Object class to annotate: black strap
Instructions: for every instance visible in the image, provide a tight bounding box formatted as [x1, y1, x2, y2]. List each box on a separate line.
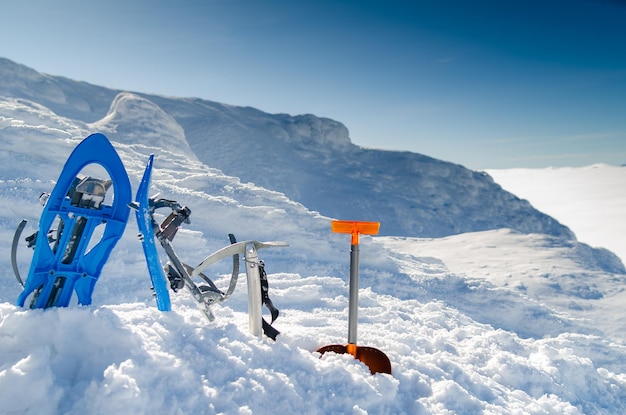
[259, 262, 280, 340]
[262, 319, 280, 341]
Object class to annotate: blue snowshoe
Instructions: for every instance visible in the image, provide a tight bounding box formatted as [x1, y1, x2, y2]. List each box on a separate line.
[15, 133, 132, 308]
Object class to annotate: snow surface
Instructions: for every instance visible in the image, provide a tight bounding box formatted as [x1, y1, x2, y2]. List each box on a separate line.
[486, 166, 626, 266]
[1, 59, 626, 414]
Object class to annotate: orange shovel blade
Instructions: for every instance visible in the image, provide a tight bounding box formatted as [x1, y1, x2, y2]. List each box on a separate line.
[317, 344, 392, 375]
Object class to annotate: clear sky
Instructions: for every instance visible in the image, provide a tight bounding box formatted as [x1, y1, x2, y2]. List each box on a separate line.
[1, 0, 625, 169]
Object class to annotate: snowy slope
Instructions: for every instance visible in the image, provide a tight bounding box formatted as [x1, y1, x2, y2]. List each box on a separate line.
[147, 93, 573, 239]
[379, 229, 626, 345]
[0, 57, 574, 239]
[1, 60, 626, 414]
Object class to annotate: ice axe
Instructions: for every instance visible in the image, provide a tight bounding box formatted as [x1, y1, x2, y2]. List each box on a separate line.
[317, 220, 392, 375]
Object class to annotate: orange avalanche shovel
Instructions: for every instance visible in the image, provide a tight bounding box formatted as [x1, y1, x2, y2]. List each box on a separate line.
[317, 220, 392, 375]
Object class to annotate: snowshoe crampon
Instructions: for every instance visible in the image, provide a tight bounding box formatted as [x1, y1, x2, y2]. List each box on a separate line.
[132, 154, 288, 339]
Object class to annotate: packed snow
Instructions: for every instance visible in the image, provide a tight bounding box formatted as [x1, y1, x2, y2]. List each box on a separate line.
[1, 58, 626, 414]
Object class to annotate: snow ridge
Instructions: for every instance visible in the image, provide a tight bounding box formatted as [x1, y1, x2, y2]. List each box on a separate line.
[1, 57, 574, 239]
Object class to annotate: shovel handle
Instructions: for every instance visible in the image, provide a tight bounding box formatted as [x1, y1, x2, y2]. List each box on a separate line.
[332, 220, 380, 345]
[331, 220, 380, 245]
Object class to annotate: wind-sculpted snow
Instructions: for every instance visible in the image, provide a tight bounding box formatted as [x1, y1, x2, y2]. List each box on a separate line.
[147, 93, 575, 239]
[2, 57, 626, 414]
[89, 92, 197, 160]
[379, 229, 626, 346]
[0, 57, 117, 122]
[1, 57, 574, 240]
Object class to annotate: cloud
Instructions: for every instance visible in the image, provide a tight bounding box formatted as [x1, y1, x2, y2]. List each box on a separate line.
[435, 57, 457, 64]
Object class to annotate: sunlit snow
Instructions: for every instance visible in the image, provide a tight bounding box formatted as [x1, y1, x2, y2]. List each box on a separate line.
[1, 58, 625, 414]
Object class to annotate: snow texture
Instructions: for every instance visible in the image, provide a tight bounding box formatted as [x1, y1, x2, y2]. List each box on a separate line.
[1, 57, 625, 414]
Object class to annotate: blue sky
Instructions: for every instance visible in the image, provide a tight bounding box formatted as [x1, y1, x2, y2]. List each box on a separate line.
[1, 0, 625, 169]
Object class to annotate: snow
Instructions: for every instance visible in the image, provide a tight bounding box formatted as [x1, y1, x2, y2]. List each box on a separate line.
[1, 58, 576, 241]
[1, 58, 626, 414]
[486, 166, 626, 265]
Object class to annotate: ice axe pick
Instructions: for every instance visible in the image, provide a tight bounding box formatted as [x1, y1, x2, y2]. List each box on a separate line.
[317, 220, 392, 375]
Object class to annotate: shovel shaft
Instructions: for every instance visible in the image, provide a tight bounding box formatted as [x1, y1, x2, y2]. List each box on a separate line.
[348, 243, 359, 345]
[319, 220, 391, 375]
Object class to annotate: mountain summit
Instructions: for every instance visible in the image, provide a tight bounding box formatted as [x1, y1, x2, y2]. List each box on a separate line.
[0, 57, 573, 239]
